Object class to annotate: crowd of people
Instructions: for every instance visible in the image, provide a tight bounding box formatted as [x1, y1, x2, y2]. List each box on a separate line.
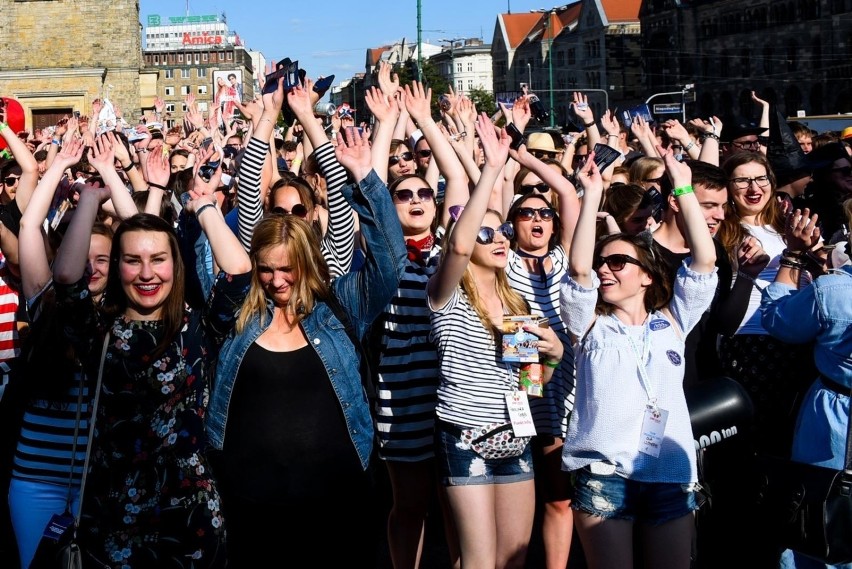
[0, 61, 851, 569]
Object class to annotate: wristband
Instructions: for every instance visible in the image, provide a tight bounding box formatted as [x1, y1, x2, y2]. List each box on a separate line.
[292, 158, 302, 168]
[51, 139, 61, 146]
[782, 248, 805, 259]
[779, 258, 806, 270]
[122, 162, 135, 173]
[148, 182, 168, 191]
[736, 270, 756, 283]
[684, 140, 695, 152]
[194, 202, 217, 218]
[672, 185, 694, 197]
[583, 120, 596, 128]
[700, 132, 720, 142]
[606, 134, 619, 139]
[542, 359, 560, 369]
[0, 122, 7, 133]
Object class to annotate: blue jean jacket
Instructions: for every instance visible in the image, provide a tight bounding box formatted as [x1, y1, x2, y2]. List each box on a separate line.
[206, 170, 406, 469]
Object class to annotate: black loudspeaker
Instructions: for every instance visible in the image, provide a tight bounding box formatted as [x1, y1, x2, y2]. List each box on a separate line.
[686, 376, 754, 452]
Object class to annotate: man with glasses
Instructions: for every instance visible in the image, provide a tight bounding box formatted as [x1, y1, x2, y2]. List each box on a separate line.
[0, 161, 21, 205]
[720, 121, 766, 160]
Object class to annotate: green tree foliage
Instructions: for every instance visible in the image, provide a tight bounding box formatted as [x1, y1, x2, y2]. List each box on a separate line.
[468, 87, 497, 118]
[396, 59, 450, 119]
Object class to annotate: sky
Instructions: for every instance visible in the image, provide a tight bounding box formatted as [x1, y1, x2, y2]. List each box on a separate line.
[138, 0, 559, 85]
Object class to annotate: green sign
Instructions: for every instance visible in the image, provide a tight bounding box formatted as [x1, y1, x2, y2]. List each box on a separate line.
[147, 15, 160, 26]
[167, 15, 219, 25]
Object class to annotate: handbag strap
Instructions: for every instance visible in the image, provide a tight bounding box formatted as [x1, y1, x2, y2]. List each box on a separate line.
[74, 334, 110, 523]
[63, 369, 86, 513]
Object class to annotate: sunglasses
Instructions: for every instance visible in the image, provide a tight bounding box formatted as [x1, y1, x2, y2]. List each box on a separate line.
[476, 222, 514, 245]
[519, 182, 549, 195]
[515, 206, 556, 221]
[392, 187, 434, 203]
[530, 150, 556, 159]
[643, 175, 666, 185]
[271, 204, 309, 218]
[388, 152, 414, 166]
[416, 149, 432, 158]
[593, 254, 643, 272]
[3, 176, 20, 186]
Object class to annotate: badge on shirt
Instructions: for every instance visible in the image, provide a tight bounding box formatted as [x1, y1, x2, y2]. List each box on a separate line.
[506, 392, 537, 437]
[649, 319, 670, 332]
[666, 349, 682, 366]
[639, 405, 669, 458]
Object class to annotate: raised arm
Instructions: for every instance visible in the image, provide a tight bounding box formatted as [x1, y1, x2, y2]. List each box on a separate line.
[567, 156, 604, 287]
[87, 132, 138, 220]
[0, 119, 39, 213]
[362, 86, 400, 183]
[572, 92, 601, 150]
[51, 183, 111, 286]
[427, 113, 510, 309]
[659, 146, 716, 273]
[19, 138, 85, 298]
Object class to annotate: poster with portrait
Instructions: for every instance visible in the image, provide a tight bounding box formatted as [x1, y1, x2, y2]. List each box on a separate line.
[212, 70, 243, 131]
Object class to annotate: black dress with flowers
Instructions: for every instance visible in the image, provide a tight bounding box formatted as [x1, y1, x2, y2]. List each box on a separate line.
[55, 272, 250, 569]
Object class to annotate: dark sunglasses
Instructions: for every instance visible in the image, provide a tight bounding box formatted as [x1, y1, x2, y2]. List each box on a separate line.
[3, 176, 19, 185]
[271, 204, 309, 218]
[593, 254, 643, 272]
[476, 222, 514, 245]
[416, 149, 432, 158]
[515, 207, 556, 221]
[643, 175, 666, 185]
[388, 152, 414, 166]
[392, 187, 434, 203]
[530, 150, 556, 159]
[519, 182, 549, 195]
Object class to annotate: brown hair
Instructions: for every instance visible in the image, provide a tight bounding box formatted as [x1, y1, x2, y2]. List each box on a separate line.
[593, 233, 673, 315]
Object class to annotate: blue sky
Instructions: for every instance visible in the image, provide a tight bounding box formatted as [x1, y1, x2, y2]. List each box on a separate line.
[139, 0, 557, 84]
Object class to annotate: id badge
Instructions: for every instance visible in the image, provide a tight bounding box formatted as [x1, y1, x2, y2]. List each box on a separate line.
[506, 391, 537, 437]
[638, 404, 668, 458]
[42, 512, 75, 541]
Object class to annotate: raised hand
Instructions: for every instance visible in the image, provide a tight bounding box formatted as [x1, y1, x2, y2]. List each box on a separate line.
[600, 109, 620, 138]
[473, 112, 509, 168]
[286, 82, 315, 124]
[154, 97, 165, 116]
[54, 137, 85, 169]
[377, 60, 400, 98]
[88, 133, 117, 174]
[736, 236, 770, 278]
[146, 144, 171, 190]
[511, 97, 531, 133]
[363, 86, 399, 125]
[402, 81, 433, 126]
[785, 208, 821, 252]
[572, 92, 594, 126]
[334, 126, 372, 181]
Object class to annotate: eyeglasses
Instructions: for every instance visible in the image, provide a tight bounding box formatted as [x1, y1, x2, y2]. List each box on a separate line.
[476, 222, 514, 245]
[515, 207, 556, 221]
[593, 254, 643, 272]
[731, 139, 761, 150]
[388, 152, 414, 166]
[416, 149, 432, 158]
[392, 187, 434, 203]
[670, 144, 684, 151]
[3, 176, 19, 186]
[519, 182, 549, 195]
[271, 204, 309, 218]
[530, 150, 556, 159]
[730, 175, 770, 190]
[643, 175, 666, 185]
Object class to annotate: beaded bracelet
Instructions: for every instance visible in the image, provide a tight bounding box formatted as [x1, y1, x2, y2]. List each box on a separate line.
[779, 258, 806, 270]
[782, 248, 805, 259]
[700, 132, 720, 142]
[672, 185, 694, 197]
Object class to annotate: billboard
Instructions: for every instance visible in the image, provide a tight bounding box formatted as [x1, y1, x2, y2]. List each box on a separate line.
[212, 70, 243, 129]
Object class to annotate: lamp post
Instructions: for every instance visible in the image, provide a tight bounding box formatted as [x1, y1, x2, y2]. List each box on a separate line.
[527, 62, 532, 90]
[440, 38, 465, 92]
[547, 9, 555, 127]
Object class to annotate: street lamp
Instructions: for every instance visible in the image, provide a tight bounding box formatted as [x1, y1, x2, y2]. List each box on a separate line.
[547, 9, 555, 127]
[440, 38, 465, 92]
[527, 62, 532, 90]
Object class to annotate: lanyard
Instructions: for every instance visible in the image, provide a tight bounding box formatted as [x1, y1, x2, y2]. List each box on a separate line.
[612, 314, 657, 409]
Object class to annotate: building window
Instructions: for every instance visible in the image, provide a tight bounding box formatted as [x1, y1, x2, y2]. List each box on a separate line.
[467, 61, 473, 72]
[456, 62, 462, 73]
[154, 55, 160, 64]
[181, 85, 190, 95]
[165, 86, 175, 96]
[165, 69, 174, 79]
[181, 68, 190, 79]
[457, 80, 463, 92]
[202, 53, 208, 62]
[166, 119, 176, 129]
[226, 52, 233, 61]
[467, 79, 473, 90]
[182, 103, 188, 112]
[194, 54, 200, 64]
[197, 68, 206, 78]
[198, 85, 207, 95]
[165, 103, 175, 112]
[178, 54, 184, 62]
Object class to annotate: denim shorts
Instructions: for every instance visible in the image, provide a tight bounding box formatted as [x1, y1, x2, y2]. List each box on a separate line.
[571, 465, 697, 525]
[435, 421, 534, 486]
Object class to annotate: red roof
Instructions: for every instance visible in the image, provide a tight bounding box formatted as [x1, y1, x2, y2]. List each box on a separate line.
[600, 0, 641, 22]
[368, 46, 391, 66]
[499, 13, 541, 49]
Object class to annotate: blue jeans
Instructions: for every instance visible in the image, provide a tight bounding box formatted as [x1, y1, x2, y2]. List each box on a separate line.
[571, 465, 697, 525]
[9, 478, 81, 569]
[435, 421, 534, 486]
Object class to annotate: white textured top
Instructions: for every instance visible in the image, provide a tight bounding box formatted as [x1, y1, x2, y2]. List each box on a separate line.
[559, 261, 718, 483]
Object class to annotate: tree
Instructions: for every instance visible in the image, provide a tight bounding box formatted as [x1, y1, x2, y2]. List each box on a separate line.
[467, 87, 497, 118]
[396, 59, 450, 120]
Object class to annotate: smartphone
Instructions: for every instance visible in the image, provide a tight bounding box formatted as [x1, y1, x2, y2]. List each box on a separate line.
[313, 74, 335, 94]
[73, 111, 81, 118]
[263, 58, 300, 95]
[619, 104, 654, 130]
[591, 143, 622, 172]
[506, 123, 524, 151]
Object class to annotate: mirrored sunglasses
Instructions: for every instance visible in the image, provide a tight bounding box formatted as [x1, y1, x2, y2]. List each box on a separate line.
[388, 152, 414, 166]
[515, 206, 556, 221]
[476, 222, 514, 245]
[271, 204, 309, 218]
[392, 187, 434, 203]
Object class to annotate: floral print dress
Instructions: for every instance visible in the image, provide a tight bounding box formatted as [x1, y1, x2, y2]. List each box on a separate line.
[55, 272, 250, 569]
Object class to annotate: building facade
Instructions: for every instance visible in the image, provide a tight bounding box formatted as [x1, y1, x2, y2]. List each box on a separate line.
[429, 38, 494, 95]
[0, 0, 143, 130]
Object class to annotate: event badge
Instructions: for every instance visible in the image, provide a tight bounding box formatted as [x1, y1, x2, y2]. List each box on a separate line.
[506, 392, 537, 437]
[639, 404, 668, 457]
[42, 511, 75, 540]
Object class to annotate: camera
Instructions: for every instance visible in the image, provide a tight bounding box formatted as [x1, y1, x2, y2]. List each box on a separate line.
[314, 102, 337, 116]
[439, 95, 452, 113]
[528, 94, 549, 123]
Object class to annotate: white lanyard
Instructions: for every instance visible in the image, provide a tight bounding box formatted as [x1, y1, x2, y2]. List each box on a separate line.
[612, 314, 657, 409]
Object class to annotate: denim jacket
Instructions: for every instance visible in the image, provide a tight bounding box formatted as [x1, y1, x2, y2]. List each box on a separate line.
[206, 170, 406, 469]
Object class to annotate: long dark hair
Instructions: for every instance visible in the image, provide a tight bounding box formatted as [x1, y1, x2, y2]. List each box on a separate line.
[102, 214, 186, 358]
[507, 193, 562, 251]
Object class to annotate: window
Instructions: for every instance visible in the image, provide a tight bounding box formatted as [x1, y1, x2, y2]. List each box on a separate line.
[197, 68, 206, 78]
[467, 79, 473, 90]
[181, 68, 190, 79]
[181, 85, 190, 95]
[194, 54, 200, 64]
[226, 52, 233, 61]
[164, 86, 175, 96]
[165, 69, 174, 79]
[166, 119, 176, 129]
[456, 62, 462, 73]
[182, 103, 188, 112]
[457, 80, 463, 92]
[202, 53, 208, 62]
[178, 54, 184, 62]
[467, 61, 473, 72]
[197, 85, 207, 95]
[154, 55, 160, 64]
[165, 103, 175, 112]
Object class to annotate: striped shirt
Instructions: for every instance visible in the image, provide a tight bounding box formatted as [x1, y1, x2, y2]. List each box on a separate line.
[430, 288, 521, 428]
[374, 243, 442, 462]
[238, 139, 355, 278]
[0, 254, 20, 363]
[505, 246, 575, 438]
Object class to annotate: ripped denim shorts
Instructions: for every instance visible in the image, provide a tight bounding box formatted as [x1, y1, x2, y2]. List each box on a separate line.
[571, 464, 698, 525]
[435, 420, 535, 487]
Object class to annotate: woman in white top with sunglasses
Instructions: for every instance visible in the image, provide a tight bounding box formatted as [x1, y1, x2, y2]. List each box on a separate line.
[560, 149, 717, 569]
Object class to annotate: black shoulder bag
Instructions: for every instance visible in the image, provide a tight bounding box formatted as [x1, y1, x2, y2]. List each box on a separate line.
[324, 294, 376, 405]
[754, 378, 852, 564]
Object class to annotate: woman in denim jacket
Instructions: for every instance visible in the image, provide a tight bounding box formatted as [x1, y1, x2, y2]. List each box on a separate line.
[205, 78, 406, 566]
[760, 205, 852, 569]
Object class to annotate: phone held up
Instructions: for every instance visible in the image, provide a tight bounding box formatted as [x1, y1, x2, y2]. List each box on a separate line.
[506, 123, 524, 151]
